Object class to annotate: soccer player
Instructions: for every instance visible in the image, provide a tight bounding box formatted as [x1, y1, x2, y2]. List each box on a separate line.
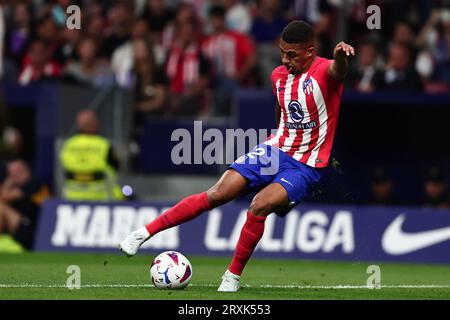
[120, 20, 355, 292]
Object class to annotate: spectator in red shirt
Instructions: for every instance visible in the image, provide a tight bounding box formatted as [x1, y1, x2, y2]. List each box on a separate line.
[202, 5, 257, 116]
[18, 40, 61, 86]
[165, 18, 210, 116]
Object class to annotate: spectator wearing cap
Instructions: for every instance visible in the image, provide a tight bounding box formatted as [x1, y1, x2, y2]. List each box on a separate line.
[422, 166, 449, 209]
[367, 167, 398, 206]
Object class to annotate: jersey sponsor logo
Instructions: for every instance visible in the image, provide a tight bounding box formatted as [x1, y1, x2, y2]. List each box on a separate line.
[382, 214, 450, 255]
[303, 79, 314, 94]
[286, 121, 317, 129]
[287, 100, 304, 123]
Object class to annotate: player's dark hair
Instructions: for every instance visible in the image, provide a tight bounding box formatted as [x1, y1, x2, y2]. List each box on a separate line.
[281, 20, 314, 45]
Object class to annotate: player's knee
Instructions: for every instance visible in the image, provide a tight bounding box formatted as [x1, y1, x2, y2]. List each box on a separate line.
[249, 196, 273, 216]
[206, 187, 228, 208]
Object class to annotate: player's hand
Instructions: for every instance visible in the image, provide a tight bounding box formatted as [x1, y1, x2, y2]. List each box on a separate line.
[333, 42, 355, 60]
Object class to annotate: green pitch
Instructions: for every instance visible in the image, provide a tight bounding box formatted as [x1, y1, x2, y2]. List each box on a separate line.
[1, 252, 450, 300]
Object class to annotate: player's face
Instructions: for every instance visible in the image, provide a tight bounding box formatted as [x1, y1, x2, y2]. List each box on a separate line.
[279, 39, 314, 75]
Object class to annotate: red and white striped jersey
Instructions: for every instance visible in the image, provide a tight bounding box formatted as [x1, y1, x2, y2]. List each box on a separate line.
[265, 57, 343, 168]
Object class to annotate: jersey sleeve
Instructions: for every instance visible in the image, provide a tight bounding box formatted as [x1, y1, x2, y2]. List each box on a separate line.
[314, 58, 342, 91]
[271, 68, 278, 96]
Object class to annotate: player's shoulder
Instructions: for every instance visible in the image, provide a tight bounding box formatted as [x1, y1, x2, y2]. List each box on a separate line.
[271, 65, 288, 81]
[309, 56, 333, 74]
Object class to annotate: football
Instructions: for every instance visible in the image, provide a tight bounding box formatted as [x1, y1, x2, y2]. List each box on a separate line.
[150, 251, 193, 289]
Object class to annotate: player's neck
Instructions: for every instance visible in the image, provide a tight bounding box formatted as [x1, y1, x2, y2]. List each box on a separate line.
[299, 56, 317, 74]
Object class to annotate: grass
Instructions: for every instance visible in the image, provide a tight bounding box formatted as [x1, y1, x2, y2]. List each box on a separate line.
[1, 252, 450, 300]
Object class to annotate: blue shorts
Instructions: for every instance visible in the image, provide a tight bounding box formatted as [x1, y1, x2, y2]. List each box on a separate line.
[229, 144, 322, 215]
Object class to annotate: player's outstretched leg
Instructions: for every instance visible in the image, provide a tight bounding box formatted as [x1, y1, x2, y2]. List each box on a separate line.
[119, 169, 248, 256]
[218, 183, 289, 292]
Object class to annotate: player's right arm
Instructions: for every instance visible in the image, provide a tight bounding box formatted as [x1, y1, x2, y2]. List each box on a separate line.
[328, 41, 355, 81]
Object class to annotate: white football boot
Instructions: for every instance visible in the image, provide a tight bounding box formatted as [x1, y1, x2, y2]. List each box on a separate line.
[119, 227, 151, 257]
[217, 270, 241, 292]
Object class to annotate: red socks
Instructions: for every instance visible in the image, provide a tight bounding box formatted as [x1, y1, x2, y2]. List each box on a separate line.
[145, 194, 266, 277]
[145, 192, 211, 236]
[229, 212, 266, 276]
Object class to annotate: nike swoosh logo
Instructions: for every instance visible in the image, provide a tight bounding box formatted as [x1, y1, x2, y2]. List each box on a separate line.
[280, 178, 294, 187]
[381, 214, 450, 255]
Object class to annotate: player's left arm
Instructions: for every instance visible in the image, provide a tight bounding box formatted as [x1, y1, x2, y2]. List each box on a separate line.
[327, 41, 355, 81]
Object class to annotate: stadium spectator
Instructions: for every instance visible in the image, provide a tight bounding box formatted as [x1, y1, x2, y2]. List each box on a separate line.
[0, 126, 23, 160]
[416, 6, 450, 89]
[141, 0, 175, 41]
[132, 37, 168, 119]
[59, 109, 124, 201]
[0, 160, 51, 252]
[35, 16, 61, 57]
[53, 28, 82, 66]
[112, 19, 149, 88]
[224, 0, 252, 34]
[374, 42, 423, 92]
[289, 0, 334, 57]
[165, 18, 210, 116]
[414, 48, 450, 93]
[202, 5, 256, 115]
[18, 39, 61, 86]
[63, 37, 114, 88]
[102, 1, 134, 59]
[367, 166, 398, 206]
[416, 6, 450, 62]
[4, 1, 34, 72]
[422, 166, 450, 209]
[251, 0, 288, 45]
[161, 2, 202, 54]
[392, 21, 417, 48]
[346, 39, 383, 93]
[85, 7, 107, 45]
[250, 0, 289, 87]
[111, 19, 165, 87]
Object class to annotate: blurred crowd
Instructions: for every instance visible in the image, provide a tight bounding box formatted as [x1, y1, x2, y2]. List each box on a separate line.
[367, 165, 450, 209]
[1, 0, 450, 252]
[1, 0, 450, 121]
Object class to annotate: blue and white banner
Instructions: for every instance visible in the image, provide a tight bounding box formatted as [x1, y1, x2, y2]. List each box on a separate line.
[35, 200, 450, 264]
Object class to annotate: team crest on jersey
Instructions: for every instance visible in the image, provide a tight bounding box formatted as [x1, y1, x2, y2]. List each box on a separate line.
[288, 100, 304, 123]
[303, 79, 314, 94]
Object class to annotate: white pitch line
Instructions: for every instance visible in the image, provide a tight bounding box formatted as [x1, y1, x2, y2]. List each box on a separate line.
[0, 284, 450, 289]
